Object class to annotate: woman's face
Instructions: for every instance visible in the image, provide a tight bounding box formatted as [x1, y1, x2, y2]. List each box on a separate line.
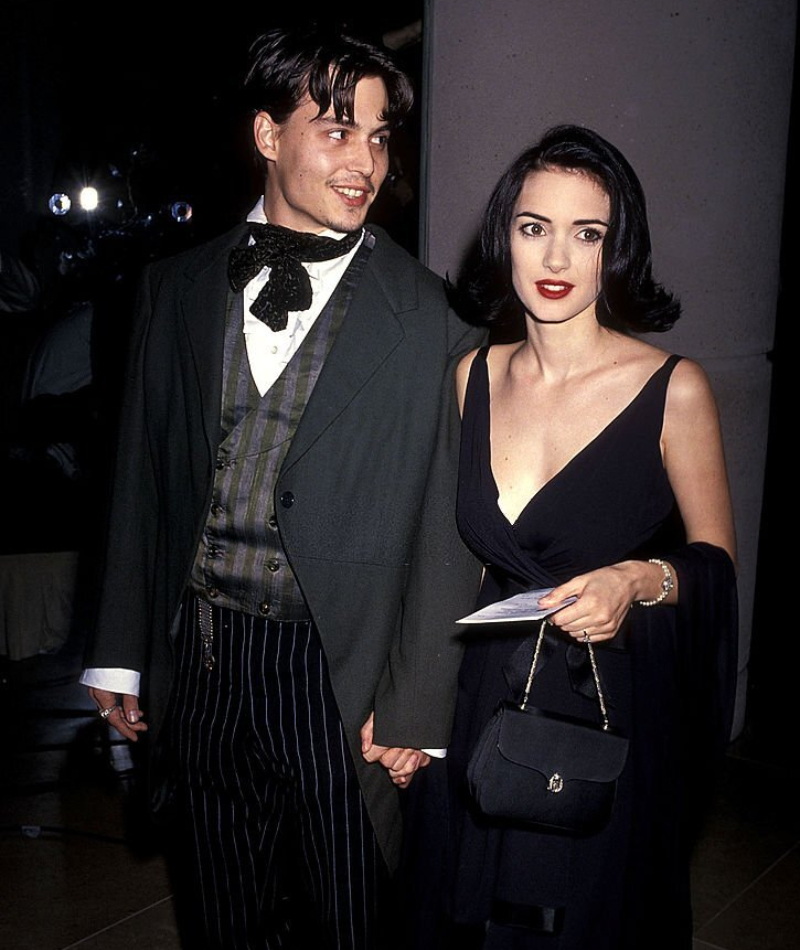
[510, 168, 610, 326]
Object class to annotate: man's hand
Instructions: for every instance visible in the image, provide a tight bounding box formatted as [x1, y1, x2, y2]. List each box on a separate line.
[87, 687, 148, 742]
[360, 712, 431, 787]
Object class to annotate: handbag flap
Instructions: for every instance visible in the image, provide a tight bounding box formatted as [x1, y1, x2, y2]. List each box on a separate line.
[496, 703, 629, 782]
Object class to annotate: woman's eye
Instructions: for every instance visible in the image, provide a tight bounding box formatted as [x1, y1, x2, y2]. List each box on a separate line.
[578, 228, 603, 243]
[521, 222, 545, 237]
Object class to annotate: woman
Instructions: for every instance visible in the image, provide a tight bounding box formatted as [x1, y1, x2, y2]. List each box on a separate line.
[438, 126, 737, 948]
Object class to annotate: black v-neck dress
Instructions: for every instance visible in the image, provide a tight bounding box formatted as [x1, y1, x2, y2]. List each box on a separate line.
[444, 346, 686, 948]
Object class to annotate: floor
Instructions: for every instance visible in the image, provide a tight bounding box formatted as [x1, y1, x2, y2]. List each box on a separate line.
[1, 628, 798, 950]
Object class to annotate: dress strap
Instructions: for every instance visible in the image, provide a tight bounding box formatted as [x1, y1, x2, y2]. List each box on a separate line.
[462, 345, 490, 419]
[661, 353, 683, 374]
[645, 353, 683, 408]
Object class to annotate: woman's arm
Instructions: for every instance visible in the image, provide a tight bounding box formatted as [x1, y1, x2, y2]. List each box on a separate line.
[539, 359, 736, 641]
[661, 359, 736, 563]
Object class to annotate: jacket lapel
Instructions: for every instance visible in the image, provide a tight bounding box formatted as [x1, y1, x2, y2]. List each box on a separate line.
[178, 226, 246, 451]
[283, 231, 413, 470]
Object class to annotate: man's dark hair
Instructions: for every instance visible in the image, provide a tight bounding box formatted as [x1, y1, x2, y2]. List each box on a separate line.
[456, 125, 680, 333]
[244, 25, 414, 129]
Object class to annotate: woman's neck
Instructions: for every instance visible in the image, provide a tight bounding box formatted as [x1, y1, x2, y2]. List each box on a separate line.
[515, 314, 618, 382]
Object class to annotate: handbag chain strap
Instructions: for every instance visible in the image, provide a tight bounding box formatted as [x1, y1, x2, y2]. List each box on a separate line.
[520, 620, 610, 731]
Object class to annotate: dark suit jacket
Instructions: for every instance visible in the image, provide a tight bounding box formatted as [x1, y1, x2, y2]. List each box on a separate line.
[86, 223, 482, 867]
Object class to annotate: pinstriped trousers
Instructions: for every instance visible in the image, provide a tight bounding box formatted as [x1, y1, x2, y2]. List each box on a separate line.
[166, 594, 388, 949]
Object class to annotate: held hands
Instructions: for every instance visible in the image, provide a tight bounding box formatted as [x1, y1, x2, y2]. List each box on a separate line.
[87, 687, 147, 742]
[538, 563, 644, 643]
[360, 712, 431, 788]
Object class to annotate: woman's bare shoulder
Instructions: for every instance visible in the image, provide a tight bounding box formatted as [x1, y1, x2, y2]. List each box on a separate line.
[607, 341, 718, 417]
[595, 334, 678, 394]
[662, 359, 724, 475]
[662, 358, 720, 425]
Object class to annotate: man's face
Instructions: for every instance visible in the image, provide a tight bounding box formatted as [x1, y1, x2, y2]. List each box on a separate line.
[255, 75, 391, 234]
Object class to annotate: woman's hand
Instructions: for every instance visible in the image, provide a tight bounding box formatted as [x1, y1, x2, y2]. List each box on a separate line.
[538, 560, 668, 642]
[360, 712, 431, 787]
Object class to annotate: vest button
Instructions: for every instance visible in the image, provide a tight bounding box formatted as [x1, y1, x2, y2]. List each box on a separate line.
[211, 503, 223, 517]
[266, 558, 280, 573]
[280, 491, 294, 508]
[267, 513, 278, 529]
[258, 601, 270, 615]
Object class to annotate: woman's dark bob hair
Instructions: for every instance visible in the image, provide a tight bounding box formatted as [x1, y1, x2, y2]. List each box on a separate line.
[455, 125, 680, 332]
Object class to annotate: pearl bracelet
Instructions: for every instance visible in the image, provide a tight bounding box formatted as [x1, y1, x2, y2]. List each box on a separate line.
[637, 558, 674, 607]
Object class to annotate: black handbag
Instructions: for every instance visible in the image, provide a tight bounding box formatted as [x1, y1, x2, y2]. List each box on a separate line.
[466, 620, 629, 836]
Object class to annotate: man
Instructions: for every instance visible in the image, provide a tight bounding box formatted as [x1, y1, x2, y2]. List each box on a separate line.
[81, 25, 479, 949]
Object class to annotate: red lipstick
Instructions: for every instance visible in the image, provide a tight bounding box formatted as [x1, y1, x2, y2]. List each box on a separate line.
[535, 280, 574, 300]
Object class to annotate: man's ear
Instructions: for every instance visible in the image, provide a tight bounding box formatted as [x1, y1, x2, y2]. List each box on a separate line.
[254, 111, 280, 162]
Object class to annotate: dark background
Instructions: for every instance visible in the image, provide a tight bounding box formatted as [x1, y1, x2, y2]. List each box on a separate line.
[1, 2, 425, 250]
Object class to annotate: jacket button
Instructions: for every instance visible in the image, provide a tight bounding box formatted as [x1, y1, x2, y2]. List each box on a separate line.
[206, 586, 218, 599]
[280, 491, 294, 508]
[258, 601, 270, 615]
[266, 558, 280, 573]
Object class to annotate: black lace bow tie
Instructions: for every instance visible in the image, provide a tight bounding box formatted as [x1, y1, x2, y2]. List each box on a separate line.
[228, 222, 362, 331]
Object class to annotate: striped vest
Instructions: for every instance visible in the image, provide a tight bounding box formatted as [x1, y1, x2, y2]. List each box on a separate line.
[190, 235, 373, 620]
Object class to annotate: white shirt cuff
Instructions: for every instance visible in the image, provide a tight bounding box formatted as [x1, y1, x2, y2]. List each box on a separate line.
[421, 748, 447, 758]
[80, 668, 141, 697]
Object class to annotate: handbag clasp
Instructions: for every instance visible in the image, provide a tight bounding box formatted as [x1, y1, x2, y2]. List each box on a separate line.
[547, 773, 564, 794]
